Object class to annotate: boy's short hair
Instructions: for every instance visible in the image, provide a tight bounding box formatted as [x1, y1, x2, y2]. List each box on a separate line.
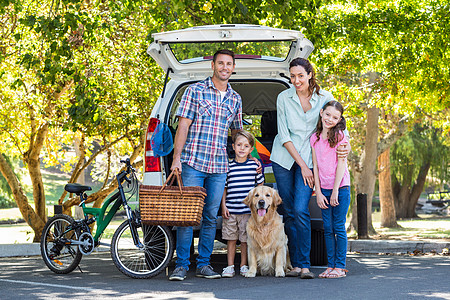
[233, 130, 255, 147]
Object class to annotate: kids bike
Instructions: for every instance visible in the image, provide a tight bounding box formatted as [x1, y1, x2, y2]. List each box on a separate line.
[40, 158, 174, 279]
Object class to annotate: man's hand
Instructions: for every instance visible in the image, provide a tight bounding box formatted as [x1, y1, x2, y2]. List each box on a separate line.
[250, 157, 263, 173]
[171, 157, 182, 172]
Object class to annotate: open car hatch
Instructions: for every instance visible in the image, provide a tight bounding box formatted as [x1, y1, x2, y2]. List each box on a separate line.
[147, 24, 314, 80]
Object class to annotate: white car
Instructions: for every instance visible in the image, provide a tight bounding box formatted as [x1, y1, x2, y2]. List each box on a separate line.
[143, 24, 325, 264]
[144, 24, 313, 184]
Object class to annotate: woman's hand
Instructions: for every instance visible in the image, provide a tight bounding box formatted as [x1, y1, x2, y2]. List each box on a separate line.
[336, 142, 350, 159]
[300, 166, 314, 188]
[316, 193, 329, 209]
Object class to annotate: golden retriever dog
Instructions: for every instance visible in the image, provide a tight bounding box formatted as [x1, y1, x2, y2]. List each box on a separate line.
[243, 186, 291, 277]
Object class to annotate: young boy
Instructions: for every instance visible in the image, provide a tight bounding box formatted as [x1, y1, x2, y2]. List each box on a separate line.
[221, 130, 264, 277]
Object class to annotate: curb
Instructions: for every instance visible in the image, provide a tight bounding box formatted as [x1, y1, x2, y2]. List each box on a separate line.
[1, 240, 449, 258]
[0, 243, 41, 257]
[348, 240, 450, 254]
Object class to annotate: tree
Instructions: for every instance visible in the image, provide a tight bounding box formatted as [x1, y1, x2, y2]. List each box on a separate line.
[300, 0, 450, 234]
[0, 0, 162, 240]
[391, 123, 450, 218]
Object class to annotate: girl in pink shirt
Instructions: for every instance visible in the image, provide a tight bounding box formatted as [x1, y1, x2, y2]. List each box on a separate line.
[310, 100, 350, 279]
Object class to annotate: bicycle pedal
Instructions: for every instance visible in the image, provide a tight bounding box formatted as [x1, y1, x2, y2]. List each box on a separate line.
[53, 259, 63, 266]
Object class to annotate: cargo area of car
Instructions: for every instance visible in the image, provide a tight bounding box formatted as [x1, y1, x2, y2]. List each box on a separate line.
[161, 79, 290, 185]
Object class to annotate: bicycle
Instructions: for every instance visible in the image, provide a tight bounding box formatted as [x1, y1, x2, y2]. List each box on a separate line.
[40, 158, 174, 279]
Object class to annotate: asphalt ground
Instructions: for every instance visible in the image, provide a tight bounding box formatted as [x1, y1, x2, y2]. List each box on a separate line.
[1, 252, 450, 300]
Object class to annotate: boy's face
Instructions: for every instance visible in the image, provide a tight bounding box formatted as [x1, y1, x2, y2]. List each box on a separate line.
[232, 135, 252, 162]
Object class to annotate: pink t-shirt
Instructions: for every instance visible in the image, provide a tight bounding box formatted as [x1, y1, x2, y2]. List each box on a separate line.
[310, 132, 350, 189]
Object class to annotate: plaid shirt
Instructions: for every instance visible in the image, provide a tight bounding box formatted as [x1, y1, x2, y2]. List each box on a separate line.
[176, 77, 242, 174]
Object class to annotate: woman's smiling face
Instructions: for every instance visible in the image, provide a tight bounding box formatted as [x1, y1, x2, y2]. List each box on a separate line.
[289, 65, 311, 94]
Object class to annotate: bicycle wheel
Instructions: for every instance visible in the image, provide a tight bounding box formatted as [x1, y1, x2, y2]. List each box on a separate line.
[40, 214, 82, 274]
[111, 220, 174, 279]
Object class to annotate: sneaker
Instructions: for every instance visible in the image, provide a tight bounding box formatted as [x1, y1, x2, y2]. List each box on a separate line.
[221, 265, 235, 278]
[169, 267, 187, 281]
[196, 265, 221, 279]
[240, 265, 249, 276]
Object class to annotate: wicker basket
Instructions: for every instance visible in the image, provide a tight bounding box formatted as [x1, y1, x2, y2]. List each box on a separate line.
[139, 169, 207, 226]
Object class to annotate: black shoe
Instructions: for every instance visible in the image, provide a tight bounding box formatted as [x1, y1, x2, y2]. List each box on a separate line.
[195, 265, 221, 279]
[169, 267, 187, 281]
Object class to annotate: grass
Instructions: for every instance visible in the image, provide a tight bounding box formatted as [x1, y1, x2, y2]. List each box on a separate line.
[371, 213, 450, 240]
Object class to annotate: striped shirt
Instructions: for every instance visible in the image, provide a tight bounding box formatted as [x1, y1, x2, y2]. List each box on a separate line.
[176, 77, 243, 174]
[225, 159, 265, 214]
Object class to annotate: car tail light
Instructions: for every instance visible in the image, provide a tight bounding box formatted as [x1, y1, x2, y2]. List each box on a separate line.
[144, 117, 161, 172]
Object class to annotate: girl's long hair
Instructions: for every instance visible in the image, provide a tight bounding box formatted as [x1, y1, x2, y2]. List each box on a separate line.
[289, 58, 321, 96]
[313, 101, 346, 148]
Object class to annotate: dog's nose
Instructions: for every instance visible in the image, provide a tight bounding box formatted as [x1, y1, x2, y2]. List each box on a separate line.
[258, 199, 265, 208]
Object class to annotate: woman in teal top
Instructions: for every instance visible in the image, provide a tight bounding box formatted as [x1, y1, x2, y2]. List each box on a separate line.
[270, 58, 349, 279]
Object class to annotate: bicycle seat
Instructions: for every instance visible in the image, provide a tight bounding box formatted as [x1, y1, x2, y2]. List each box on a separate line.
[65, 183, 92, 194]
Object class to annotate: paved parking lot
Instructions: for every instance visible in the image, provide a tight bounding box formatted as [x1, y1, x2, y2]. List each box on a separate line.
[1, 252, 450, 299]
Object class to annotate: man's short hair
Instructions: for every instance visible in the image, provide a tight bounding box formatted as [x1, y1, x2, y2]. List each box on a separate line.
[213, 49, 235, 64]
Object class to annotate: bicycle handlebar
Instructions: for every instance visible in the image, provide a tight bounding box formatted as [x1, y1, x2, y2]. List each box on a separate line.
[116, 157, 136, 185]
[120, 158, 135, 174]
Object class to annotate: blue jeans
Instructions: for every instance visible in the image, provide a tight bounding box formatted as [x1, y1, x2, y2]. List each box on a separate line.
[320, 186, 351, 269]
[272, 162, 312, 268]
[175, 163, 227, 270]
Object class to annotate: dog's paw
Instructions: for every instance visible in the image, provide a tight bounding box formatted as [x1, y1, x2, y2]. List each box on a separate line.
[245, 270, 257, 278]
[275, 270, 285, 277]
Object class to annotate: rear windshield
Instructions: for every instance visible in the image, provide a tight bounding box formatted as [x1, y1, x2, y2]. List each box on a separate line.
[169, 41, 293, 63]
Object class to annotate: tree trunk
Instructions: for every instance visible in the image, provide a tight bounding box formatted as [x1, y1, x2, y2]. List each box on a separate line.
[23, 121, 49, 241]
[378, 148, 399, 228]
[58, 134, 126, 206]
[0, 154, 46, 237]
[407, 162, 430, 217]
[396, 171, 412, 219]
[73, 137, 86, 219]
[394, 161, 430, 219]
[349, 105, 379, 236]
[357, 105, 379, 235]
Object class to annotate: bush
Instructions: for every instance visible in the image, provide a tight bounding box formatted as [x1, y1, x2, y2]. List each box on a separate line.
[0, 194, 17, 209]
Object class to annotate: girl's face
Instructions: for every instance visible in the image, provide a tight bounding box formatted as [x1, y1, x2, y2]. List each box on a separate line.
[289, 65, 311, 94]
[232, 135, 253, 161]
[320, 106, 342, 130]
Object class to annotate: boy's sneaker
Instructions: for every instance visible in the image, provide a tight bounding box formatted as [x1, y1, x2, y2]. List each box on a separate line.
[221, 265, 235, 278]
[196, 265, 221, 279]
[169, 267, 187, 281]
[240, 265, 249, 276]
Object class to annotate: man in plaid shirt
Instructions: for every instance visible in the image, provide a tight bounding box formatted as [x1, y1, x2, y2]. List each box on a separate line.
[169, 50, 243, 281]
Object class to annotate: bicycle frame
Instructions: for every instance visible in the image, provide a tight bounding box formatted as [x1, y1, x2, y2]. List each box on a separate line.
[79, 168, 141, 246]
[81, 191, 122, 243]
